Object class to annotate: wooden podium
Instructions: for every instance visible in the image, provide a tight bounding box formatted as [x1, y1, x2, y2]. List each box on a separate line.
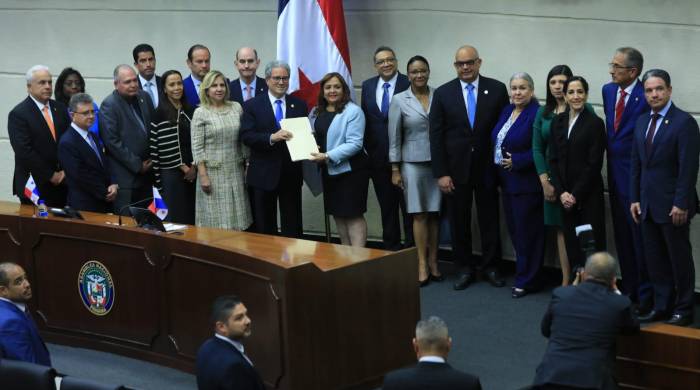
[0, 202, 420, 390]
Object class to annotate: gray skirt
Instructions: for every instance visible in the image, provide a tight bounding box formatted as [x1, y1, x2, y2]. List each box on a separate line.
[401, 161, 441, 214]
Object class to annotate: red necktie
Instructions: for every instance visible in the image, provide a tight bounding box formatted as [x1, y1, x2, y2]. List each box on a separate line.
[614, 90, 627, 132]
[645, 113, 660, 155]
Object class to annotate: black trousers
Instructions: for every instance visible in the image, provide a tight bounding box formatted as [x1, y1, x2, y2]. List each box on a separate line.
[561, 192, 606, 272]
[251, 181, 302, 238]
[160, 168, 195, 225]
[641, 218, 695, 316]
[370, 164, 413, 251]
[445, 180, 502, 273]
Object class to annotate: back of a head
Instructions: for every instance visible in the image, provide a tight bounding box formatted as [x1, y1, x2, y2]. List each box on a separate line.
[415, 316, 450, 356]
[584, 252, 617, 284]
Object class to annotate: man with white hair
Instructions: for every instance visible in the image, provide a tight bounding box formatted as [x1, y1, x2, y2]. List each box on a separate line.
[382, 316, 482, 389]
[99, 64, 155, 213]
[8, 65, 71, 207]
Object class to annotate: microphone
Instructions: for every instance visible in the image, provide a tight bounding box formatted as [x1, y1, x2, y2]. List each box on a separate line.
[117, 197, 154, 226]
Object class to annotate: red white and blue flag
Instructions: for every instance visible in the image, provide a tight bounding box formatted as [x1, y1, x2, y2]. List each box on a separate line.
[148, 186, 168, 220]
[23, 174, 40, 206]
[277, 0, 353, 111]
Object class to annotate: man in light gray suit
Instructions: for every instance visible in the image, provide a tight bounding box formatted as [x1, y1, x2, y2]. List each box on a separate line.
[99, 64, 154, 214]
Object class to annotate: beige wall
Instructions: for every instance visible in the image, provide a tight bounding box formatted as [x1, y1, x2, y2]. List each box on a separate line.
[1, 1, 699, 286]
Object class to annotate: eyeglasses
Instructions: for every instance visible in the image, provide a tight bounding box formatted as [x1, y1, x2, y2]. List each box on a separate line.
[454, 59, 480, 68]
[374, 58, 396, 66]
[74, 109, 96, 116]
[270, 76, 290, 83]
[65, 80, 83, 87]
[608, 63, 632, 71]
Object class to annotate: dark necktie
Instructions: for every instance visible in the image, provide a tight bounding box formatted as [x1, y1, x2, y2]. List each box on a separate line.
[614, 89, 627, 132]
[645, 113, 661, 155]
[87, 132, 103, 165]
[380, 82, 390, 117]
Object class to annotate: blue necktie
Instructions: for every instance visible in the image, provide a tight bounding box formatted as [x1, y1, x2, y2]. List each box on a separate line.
[274, 99, 283, 128]
[87, 133, 102, 165]
[380, 82, 391, 117]
[466, 84, 476, 129]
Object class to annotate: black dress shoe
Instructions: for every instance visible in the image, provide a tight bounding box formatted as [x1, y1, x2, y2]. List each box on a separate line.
[453, 273, 474, 290]
[429, 274, 445, 282]
[484, 270, 505, 288]
[666, 313, 693, 327]
[638, 310, 669, 323]
[511, 287, 527, 299]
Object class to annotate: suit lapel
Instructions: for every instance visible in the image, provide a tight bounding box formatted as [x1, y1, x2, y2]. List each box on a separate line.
[256, 76, 267, 95]
[27, 97, 58, 145]
[615, 81, 643, 138]
[404, 88, 429, 119]
[647, 105, 674, 162]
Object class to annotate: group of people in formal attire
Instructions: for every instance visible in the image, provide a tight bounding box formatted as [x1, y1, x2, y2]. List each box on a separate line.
[7, 42, 699, 328]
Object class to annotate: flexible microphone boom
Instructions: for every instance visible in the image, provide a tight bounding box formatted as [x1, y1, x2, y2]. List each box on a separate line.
[117, 197, 154, 227]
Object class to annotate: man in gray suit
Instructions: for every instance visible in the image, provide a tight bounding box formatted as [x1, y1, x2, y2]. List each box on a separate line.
[99, 64, 154, 214]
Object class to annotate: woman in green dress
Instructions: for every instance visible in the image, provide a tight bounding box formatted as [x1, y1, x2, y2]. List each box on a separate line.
[532, 65, 573, 286]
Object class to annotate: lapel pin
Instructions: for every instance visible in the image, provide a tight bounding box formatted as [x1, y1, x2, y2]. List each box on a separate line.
[291, 104, 295, 108]
[665, 120, 669, 124]
[484, 90, 489, 95]
[635, 97, 638, 101]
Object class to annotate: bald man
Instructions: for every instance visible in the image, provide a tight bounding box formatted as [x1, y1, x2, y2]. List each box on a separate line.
[99, 64, 155, 213]
[533, 252, 639, 390]
[229, 47, 268, 105]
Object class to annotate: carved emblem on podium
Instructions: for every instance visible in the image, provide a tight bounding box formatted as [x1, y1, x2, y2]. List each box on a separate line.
[78, 261, 115, 316]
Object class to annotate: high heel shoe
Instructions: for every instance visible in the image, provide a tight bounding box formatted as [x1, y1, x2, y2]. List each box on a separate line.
[429, 273, 445, 282]
[419, 278, 430, 288]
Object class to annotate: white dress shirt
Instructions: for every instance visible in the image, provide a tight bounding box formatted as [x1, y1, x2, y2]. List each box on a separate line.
[191, 74, 202, 95]
[30, 95, 54, 123]
[617, 79, 637, 106]
[418, 355, 446, 363]
[139, 74, 159, 107]
[375, 72, 399, 111]
[0, 297, 26, 313]
[214, 333, 253, 366]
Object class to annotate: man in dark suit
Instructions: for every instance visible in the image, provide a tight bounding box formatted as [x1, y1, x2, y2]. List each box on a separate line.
[183, 44, 211, 107]
[360, 46, 413, 251]
[533, 252, 639, 390]
[602, 47, 652, 314]
[58, 93, 118, 213]
[196, 295, 265, 390]
[382, 316, 482, 390]
[99, 65, 154, 214]
[630, 69, 700, 326]
[429, 45, 509, 290]
[0, 262, 51, 367]
[229, 47, 268, 105]
[133, 43, 163, 109]
[240, 61, 307, 238]
[8, 65, 70, 207]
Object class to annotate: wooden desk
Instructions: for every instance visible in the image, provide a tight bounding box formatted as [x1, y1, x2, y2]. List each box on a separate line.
[617, 323, 700, 389]
[0, 202, 420, 390]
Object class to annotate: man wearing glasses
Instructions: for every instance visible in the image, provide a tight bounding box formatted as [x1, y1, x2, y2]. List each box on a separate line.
[360, 46, 413, 251]
[8, 65, 70, 207]
[601, 47, 652, 316]
[429, 45, 509, 291]
[58, 93, 118, 213]
[241, 61, 308, 238]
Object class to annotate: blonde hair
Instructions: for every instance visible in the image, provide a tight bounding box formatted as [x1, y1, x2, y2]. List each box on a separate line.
[199, 70, 231, 107]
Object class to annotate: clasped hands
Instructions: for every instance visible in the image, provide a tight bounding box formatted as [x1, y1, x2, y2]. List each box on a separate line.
[560, 192, 576, 209]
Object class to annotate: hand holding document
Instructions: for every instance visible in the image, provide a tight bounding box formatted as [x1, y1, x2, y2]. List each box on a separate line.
[280, 117, 319, 161]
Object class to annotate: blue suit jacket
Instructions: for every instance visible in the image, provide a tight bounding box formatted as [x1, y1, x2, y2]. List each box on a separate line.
[229, 77, 268, 105]
[240, 93, 308, 191]
[630, 103, 700, 224]
[58, 127, 113, 213]
[196, 337, 265, 390]
[360, 73, 410, 169]
[491, 99, 541, 194]
[602, 81, 649, 200]
[183, 75, 200, 107]
[0, 300, 51, 366]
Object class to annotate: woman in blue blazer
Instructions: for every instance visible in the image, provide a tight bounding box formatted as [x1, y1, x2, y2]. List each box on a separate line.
[310, 73, 370, 247]
[491, 72, 543, 298]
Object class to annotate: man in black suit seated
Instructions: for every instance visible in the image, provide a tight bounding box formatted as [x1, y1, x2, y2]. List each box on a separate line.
[382, 316, 482, 390]
[229, 47, 268, 105]
[133, 43, 163, 109]
[533, 252, 639, 390]
[8, 65, 70, 207]
[58, 93, 118, 213]
[196, 295, 265, 390]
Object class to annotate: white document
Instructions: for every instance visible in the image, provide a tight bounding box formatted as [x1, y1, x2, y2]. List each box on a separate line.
[281, 117, 319, 161]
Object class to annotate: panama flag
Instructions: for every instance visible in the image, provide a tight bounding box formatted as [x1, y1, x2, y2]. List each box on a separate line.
[277, 0, 353, 111]
[148, 186, 168, 220]
[23, 174, 40, 206]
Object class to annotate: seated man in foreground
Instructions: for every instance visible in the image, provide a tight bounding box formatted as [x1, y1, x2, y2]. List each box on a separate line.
[533, 252, 639, 390]
[196, 295, 265, 390]
[382, 316, 482, 390]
